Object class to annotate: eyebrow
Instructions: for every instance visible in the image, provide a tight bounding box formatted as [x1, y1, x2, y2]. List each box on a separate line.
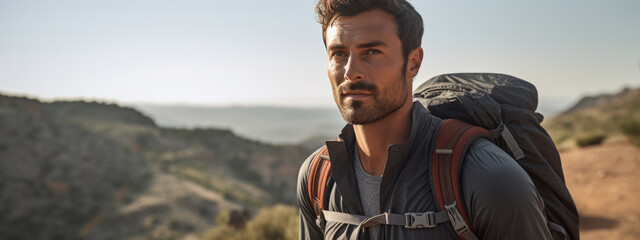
[327, 41, 388, 51]
[357, 41, 387, 49]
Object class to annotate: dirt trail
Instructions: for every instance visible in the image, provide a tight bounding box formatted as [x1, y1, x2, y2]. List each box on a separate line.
[561, 142, 640, 240]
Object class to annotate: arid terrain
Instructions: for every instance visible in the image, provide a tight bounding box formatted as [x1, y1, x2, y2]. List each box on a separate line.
[2, 86, 639, 239]
[561, 141, 640, 240]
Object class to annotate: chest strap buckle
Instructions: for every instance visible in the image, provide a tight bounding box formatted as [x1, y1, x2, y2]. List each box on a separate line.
[404, 212, 437, 229]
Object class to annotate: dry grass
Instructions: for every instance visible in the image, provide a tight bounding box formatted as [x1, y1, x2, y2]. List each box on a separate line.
[205, 205, 299, 240]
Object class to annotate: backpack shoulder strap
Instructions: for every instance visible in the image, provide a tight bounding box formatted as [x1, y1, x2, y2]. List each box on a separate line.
[432, 119, 490, 240]
[307, 146, 331, 220]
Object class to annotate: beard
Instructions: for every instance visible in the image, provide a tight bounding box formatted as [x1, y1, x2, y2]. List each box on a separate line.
[336, 79, 408, 125]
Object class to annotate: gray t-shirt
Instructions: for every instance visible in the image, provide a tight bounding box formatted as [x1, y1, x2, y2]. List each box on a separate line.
[354, 148, 382, 239]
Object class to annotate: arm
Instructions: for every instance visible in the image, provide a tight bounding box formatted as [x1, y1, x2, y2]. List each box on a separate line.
[297, 148, 324, 240]
[462, 139, 552, 240]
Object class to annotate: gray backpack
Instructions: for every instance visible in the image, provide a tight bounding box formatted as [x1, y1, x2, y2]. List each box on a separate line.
[413, 73, 579, 240]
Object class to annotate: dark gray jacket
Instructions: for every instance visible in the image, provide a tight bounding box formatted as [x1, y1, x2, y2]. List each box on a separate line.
[297, 102, 552, 239]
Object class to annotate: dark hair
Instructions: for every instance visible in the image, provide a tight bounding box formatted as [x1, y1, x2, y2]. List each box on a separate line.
[316, 0, 424, 62]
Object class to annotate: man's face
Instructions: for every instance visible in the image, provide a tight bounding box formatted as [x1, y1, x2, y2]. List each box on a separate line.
[325, 9, 411, 125]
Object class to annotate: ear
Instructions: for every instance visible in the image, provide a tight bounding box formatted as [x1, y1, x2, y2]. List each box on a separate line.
[405, 47, 423, 79]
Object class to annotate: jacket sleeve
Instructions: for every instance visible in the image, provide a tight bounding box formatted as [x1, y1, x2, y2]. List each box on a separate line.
[297, 148, 324, 240]
[462, 139, 553, 240]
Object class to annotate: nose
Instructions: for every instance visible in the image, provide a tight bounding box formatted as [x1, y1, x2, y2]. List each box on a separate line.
[344, 54, 365, 82]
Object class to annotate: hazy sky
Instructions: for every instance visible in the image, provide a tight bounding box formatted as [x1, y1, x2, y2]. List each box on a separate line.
[1, 0, 639, 112]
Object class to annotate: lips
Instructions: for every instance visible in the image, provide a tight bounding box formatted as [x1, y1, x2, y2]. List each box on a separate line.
[342, 90, 372, 96]
[341, 90, 372, 101]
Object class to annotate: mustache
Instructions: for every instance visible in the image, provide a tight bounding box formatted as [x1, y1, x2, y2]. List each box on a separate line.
[338, 81, 377, 94]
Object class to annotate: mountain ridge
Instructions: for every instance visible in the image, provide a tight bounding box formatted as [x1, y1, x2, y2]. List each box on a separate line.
[131, 103, 345, 144]
[561, 87, 639, 114]
[543, 87, 640, 147]
[0, 93, 311, 239]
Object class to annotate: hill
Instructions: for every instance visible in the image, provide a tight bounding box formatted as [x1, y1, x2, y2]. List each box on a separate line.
[561, 87, 639, 114]
[0, 94, 311, 239]
[543, 87, 640, 148]
[0, 95, 152, 239]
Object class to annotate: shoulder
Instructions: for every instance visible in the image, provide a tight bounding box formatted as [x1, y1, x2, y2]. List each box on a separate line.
[461, 138, 537, 203]
[463, 139, 526, 180]
[298, 147, 324, 180]
[461, 139, 551, 238]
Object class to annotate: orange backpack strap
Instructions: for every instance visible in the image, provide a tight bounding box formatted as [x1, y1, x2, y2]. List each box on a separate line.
[307, 146, 331, 221]
[432, 119, 489, 240]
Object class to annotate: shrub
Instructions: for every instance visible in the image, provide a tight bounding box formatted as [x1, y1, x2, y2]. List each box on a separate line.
[206, 224, 248, 240]
[618, 118, 640, 146]
[575, 133, 606, 147]
[244, 205, 298, 240]
[205, 205, 299, 240]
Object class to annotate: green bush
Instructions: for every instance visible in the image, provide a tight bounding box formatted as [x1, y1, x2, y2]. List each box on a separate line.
[618, 118, 640, 146]
[575, 133, 606, 147]
[206, 224, 247, 240]
[205, 205, 299, 240]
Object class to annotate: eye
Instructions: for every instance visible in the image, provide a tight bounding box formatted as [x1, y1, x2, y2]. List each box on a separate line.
[331, 51, 348, 58]
[365, 49, 381, 55]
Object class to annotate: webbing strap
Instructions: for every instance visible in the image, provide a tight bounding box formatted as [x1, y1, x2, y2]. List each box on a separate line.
[433, 119, 489, 240]
[322, 210, 368, 226]
[323, 209, 451, 230]
[446, 202, 479, 240]
[460, 229, 480, 240]
[500, 126, 525, 160]
[548, 221, 568, 240]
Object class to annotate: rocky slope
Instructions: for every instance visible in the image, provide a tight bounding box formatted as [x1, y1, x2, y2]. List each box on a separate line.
[0, 94, 311, 239]
[543, 87, 640, 147]
[561, 87, 639, 114]
[0, 95, 152, 239]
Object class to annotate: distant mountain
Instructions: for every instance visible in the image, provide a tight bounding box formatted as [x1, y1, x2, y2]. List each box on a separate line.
[130, 104, 346, 145]
[130, 97, 569, 146]
[561, 87, 639, 114]
[0, 94, 312, 239]
[536, 96, 576, 118]
[543, 87, 640, 147]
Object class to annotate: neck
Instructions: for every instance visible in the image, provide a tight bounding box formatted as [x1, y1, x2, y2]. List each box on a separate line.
[354, 99, 413, 176]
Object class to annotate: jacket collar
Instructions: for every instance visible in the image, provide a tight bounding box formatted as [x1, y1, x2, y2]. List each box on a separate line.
[325, 102, 435, 213]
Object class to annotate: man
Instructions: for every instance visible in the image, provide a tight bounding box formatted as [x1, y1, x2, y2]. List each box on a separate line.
[297, 0, 553, 239]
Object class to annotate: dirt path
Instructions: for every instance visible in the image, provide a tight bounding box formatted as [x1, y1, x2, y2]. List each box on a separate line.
[561, 142, 640, 240]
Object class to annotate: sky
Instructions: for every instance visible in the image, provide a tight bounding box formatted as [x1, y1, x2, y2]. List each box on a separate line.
[1, 0, 639, 113]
